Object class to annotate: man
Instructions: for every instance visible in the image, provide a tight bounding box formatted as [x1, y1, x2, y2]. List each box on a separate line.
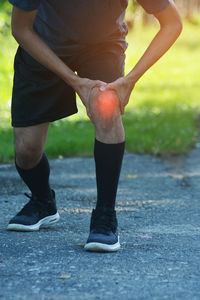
[7, 0, 182, 252]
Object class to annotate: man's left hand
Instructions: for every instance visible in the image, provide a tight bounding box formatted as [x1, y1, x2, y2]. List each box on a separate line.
[101, 77, 135, 114]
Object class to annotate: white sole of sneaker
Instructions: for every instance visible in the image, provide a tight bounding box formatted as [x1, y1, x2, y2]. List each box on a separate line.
[7, 212, 60, 232]
[84, 240, 120, 252]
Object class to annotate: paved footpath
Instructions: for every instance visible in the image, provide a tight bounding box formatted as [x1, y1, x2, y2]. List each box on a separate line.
[0, 144, 200, 300]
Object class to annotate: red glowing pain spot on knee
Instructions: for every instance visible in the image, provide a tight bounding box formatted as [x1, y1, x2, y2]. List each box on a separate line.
[97, 89, 119, 118]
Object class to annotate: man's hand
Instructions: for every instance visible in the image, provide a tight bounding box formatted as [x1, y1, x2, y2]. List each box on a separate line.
[74, 77, 106, 118]
[104, 77, 135, 114]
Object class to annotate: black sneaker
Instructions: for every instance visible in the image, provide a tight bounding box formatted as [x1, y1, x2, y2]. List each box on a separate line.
[84, 208, 120, 252]
[7, 190, 60, 231]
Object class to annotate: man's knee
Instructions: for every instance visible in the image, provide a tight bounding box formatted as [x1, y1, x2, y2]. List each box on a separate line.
[15, 136, 43, 169]
[89, 89, 121, 130]
[14, 124, 48, 168]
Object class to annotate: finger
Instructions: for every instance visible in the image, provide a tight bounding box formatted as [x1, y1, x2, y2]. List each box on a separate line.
[99, 85, 106, 92]
[119, 102, 124, 115]
[95, 80, 107, 89]
[86, 108, 91, 118]
[106, 83, 114, 90]
[105, 85, 119, 95]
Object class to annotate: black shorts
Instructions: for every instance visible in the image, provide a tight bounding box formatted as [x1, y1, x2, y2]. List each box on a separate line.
[11, 42, 126, 127]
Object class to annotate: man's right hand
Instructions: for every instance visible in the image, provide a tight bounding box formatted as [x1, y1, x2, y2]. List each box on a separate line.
[74, 77, 107, 119]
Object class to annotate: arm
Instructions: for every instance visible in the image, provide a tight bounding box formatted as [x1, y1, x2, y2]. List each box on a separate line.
[11, 7, 105, 111]
[106, 2, 183, 113]
[126, 1, 183, 83]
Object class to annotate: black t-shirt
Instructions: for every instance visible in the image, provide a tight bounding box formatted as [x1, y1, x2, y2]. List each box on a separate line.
[8, 0, 170, 56]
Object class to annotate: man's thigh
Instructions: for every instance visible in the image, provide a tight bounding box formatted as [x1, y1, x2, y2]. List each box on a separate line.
[14, 122, 49, 151]
[76, 43, 125, 83]
[11, 47, 77, 128]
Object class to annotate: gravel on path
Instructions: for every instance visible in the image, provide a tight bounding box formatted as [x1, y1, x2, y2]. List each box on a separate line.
[0, 146, 200, 300]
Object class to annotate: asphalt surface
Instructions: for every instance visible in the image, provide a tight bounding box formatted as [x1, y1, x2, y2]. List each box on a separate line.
[0, 144, 200, 299]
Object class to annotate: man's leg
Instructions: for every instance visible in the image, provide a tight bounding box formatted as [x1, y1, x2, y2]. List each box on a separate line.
[15, 123, 51, 197]
[7, 122, 60, 231]
[84, 88, 125, 252]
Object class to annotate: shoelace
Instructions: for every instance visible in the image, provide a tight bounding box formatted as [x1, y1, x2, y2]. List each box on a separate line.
[24, 192, 32, 199]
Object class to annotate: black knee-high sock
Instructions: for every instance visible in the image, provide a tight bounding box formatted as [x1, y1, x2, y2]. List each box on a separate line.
[94, 139, 125, 212]
[15, 153, 52, 199]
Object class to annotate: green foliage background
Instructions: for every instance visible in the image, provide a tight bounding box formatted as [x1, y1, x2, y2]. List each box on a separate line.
[0, 2, 200, 162]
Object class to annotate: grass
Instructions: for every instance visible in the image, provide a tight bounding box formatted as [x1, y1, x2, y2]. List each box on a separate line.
[0, 9, 200, 162]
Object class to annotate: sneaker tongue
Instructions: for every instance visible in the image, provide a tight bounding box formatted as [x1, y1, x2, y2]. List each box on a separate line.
[91, 210, 116, 234]
[31, 194, 52, 202]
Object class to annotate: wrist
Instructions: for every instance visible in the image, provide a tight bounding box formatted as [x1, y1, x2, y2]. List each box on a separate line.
[124, 73, 137, 88]
[64, 72, 81, 89]
[126, 67, 143, 85]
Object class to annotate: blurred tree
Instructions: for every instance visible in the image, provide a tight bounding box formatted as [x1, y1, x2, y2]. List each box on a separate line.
[0, 0, 9, 8]
[126, 0, 200, 28]
[125, 0, 153, 29]
[175, 0, 200, 19]
[0, 1, 11, 36]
